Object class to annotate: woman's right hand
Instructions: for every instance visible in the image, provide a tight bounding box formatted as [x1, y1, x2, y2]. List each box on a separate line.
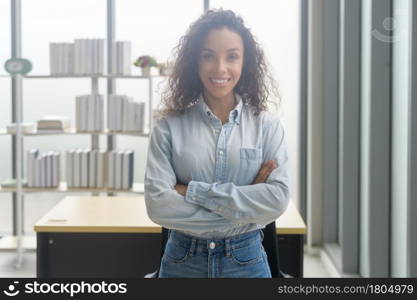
[251, 160, 277, 184]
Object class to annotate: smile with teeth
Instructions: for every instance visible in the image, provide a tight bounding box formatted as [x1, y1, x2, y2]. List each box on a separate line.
[210, 78, 231, 86]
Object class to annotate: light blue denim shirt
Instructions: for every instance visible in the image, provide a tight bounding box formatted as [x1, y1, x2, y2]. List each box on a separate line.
[144, 93, 290, 239]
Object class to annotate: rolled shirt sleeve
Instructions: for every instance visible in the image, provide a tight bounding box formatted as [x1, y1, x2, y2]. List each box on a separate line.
[185, 117, 290, 226]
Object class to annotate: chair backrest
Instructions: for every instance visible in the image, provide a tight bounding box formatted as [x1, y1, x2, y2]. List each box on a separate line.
[157, 224, 283, 278]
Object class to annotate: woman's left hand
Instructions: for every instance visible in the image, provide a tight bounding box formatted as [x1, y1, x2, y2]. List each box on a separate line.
[174, 184, 188, 196]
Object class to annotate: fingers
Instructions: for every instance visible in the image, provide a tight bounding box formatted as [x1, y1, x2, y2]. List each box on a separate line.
[252, 160, 277, 184]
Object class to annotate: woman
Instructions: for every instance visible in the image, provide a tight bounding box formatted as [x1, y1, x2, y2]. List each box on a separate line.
[144, 9, 290, 278]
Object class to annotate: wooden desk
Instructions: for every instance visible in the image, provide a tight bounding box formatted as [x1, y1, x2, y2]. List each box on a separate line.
[35, 196, 306, 278]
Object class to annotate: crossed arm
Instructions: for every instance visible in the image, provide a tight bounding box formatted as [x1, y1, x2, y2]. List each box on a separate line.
[174, 160, 277, 195]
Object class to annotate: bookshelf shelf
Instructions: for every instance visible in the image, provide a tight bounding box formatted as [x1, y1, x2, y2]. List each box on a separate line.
[0, 181, 144, 194]
[23, 74, 165, 79]
[0, 128, 150, 137]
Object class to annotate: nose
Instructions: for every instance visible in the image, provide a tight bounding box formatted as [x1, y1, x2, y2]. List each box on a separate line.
[215, 57, 227, 74]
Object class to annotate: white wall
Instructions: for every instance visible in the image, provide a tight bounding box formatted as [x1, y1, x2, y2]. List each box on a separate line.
[0, 0, 300, 234]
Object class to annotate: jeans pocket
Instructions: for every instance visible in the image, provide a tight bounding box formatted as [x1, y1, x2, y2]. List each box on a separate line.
[163, 238, 191, 264]
[230, 238, 263, 265]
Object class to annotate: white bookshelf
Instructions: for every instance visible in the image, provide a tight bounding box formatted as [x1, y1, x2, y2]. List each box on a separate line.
[0, 127, 150, 137]
[0, 182, 144, 194]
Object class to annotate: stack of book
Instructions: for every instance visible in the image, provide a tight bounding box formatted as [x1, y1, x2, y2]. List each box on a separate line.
[66, 149, 107, 188]
[75, 94, 104, 132]
[37, 115, 71, 132]
[27, 149, 60, 188]
[108, 95, 146, 132]
[49, 39, 132, 76]
[50, 39, 105, 76]
[66, 149, 134, 190]
[107, 150, 134, 190]
[111, 41, 132, 75]
[49, 42, 75, 75]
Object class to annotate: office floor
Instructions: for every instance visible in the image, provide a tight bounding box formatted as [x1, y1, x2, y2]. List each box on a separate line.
[0, 248, 332, 278]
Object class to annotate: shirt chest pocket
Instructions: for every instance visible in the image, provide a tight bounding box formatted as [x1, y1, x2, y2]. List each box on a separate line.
[236, 148, 262, 185]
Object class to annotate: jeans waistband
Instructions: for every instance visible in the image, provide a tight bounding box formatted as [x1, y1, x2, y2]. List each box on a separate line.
[167, 229, 264, 257]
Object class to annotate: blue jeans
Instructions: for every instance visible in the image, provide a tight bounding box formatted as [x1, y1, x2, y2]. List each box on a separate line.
[158, 229, 271, 278]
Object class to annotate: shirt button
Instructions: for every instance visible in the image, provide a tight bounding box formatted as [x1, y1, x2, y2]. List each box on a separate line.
[209, 242, 216, 249]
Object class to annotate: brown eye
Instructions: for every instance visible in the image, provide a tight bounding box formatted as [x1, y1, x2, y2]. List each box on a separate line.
[202, 53, 214, 60]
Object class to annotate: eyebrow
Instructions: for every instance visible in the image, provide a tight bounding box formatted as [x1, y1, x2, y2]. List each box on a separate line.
[201, 48, 241, 53]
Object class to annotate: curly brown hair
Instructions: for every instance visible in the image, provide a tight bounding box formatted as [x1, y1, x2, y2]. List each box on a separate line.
[160, 8, 279, 116]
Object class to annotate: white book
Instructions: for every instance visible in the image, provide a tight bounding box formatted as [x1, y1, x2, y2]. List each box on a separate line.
[98, 39, 104, 75]
[108, 95, 114, 131]
[87, 95, 95, 131]
[63, 43, 67, 74]
[114, 96, 121, 131]
[73, 149, 82, 187]
[111, 42, 117, 75]
[99, 95, 104, 131]
[82, 39, 87, 75]
[46, 152, 53, 187]
[40, 154, 46, 187]
[75, 96, 80, 131]
[52, 152, 59, 187]
[81, 95, 88, 131]
[122, 96, 129, 131]
[128, 150, 134, 188]
[88, 149, 97, 188]
[122, 150, 134, 190]
[122, 151, 129, 190]
[96, 150, 105, 188]
[34, 156, 41, 187]
[138, 102, 145, 132]
[128, 99, 135, 131]
[56, 44, 61, 75]
[66, 149, 74, 188]
[49, 43, 55, 75]
[94, 95, 100, 131]
[27, 149, 39, 187]
[124, 41, 131, 75]
[88, 39, 92, 74]
[115, 150, 123, 189]
[80, 149, 89, 188]
[91, 39, 96, 75]
[107, 151, 114, 189]
[74, 39, 81, 75]
[68, 43, 74, 75]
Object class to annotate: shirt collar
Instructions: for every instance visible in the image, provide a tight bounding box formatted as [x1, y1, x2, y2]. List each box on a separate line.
[197, 93, 243, 125]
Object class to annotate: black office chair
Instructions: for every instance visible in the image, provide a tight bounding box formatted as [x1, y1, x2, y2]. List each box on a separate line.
[145, 222, 292, 278]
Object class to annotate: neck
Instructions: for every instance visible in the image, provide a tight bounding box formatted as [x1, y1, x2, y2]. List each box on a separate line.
[203, 90, 237, 124]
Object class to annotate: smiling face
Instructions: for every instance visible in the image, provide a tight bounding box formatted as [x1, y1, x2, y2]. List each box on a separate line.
[198, 27, 244, 102]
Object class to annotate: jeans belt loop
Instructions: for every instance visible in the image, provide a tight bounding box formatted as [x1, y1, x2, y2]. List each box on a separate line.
[225, 239, 231, 257]
[189, 238, 197, 257]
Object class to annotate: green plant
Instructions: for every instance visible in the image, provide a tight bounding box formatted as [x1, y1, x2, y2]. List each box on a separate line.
[133, 55, 158, 68]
